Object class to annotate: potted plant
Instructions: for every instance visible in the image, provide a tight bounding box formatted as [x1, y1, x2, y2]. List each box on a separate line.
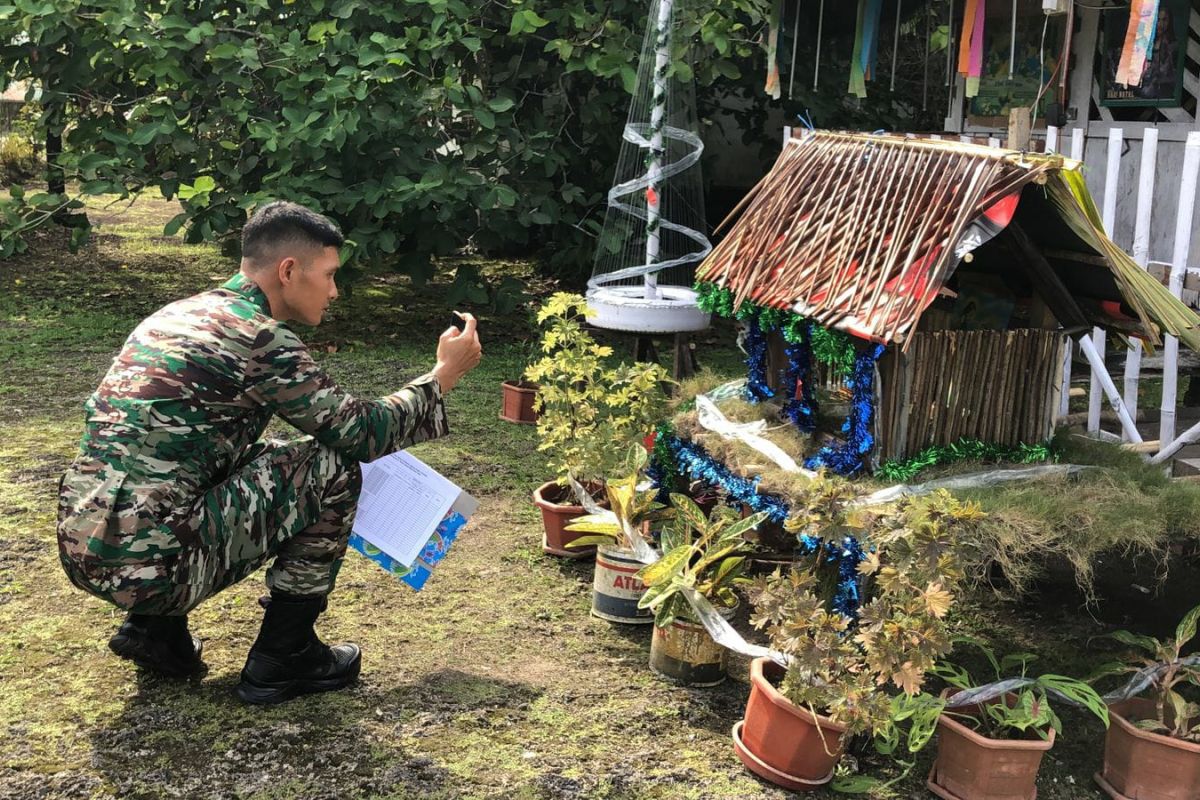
[636, 496, 766, 686]
[929, 640, 1109, 800]
[524, 293, 671, 557]
[735, 489, 980, 790]
[500, 310, 542, 424]
[1090, 602, 1200, 800]
[564, 448, 672, 624]
[500, 379, 539, 424]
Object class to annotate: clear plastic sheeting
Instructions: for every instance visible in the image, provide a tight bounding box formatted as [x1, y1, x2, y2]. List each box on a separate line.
[945, 655, 1200, 709]
[851, 464, 1094, 508]
[679, 586, 791, 668]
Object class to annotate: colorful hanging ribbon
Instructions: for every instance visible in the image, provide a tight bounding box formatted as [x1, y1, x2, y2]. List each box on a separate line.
[848, 0, 884, 98]
[957, 0, 987, 98]
[1116, 0, 1162, 87]
[765, 0, 783, 99]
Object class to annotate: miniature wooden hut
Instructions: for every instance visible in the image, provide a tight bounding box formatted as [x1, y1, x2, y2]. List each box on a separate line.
[696, 130, 1200, 467]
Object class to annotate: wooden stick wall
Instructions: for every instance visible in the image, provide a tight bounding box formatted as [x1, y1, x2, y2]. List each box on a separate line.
[877, 329, 1064, 458]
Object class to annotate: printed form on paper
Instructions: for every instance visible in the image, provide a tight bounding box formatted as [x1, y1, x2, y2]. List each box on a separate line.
[352, 451, 461, 567]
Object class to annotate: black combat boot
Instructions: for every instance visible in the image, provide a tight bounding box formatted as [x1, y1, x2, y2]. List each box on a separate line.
[236, 591, 361, 705]
[108, 613, 205, 677]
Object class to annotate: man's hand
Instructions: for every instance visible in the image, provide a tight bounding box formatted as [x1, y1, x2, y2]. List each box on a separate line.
[432, 312, 482, 394]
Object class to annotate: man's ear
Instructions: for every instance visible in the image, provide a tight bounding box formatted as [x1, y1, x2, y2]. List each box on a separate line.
[277, 256, 298, 286]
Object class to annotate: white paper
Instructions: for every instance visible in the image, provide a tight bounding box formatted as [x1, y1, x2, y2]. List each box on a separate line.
[353, 451, 460, 567]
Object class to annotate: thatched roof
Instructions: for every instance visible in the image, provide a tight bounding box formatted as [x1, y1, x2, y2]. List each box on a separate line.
[698, 130, 1200, 351]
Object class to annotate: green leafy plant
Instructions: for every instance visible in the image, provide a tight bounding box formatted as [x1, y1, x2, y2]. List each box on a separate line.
[524, 293, 671, 488]
[747, 490, 983, 752]
[635, 496, 766, 626]
[1090, 602, 1200, 741]
[563, 447, 670, 552]
[934, 638, 1110, 740]
[0, 0, 767, 271]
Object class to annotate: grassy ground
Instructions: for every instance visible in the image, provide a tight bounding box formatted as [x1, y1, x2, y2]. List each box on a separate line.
[0, 196, 1174, 800]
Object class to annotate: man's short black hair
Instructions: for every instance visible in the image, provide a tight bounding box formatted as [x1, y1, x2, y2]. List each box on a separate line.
[241, 200, 344, 264]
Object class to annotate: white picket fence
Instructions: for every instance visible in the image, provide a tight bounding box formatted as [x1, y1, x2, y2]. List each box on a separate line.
[1044, 125, 1200, 466]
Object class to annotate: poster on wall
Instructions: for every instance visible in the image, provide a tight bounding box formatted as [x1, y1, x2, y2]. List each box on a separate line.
[1101, 0, 1189, 108]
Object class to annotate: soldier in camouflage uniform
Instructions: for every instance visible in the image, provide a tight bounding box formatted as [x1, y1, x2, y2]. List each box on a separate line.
[57, 201, 482, 704]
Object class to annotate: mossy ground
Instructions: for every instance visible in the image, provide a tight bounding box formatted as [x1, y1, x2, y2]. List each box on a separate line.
[0, 196, 1176, 799]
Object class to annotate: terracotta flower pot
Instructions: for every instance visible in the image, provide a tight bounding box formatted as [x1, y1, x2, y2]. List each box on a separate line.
[927, 697, 1055, 800]
[500, 380, 539, 424]
[649, 603, 736, 687]
[532, 481, 598, 559]
[732, 657, 847, 791]
[1095, 697, 1200, 800]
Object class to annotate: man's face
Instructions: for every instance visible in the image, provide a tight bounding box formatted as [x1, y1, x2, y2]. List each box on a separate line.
[281, 246, 341, 326]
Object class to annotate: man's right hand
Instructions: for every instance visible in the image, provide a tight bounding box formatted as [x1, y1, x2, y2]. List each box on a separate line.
[432, 312, 482, 394]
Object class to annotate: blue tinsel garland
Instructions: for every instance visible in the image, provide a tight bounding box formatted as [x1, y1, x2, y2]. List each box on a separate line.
[743, 316, 775, 402]
[657, 433, 864, 617]
[804, 344, 886, 476]
[781, 320, 818, 432]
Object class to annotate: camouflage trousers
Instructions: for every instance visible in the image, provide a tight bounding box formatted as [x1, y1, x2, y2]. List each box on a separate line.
[60, 439, 361, 616]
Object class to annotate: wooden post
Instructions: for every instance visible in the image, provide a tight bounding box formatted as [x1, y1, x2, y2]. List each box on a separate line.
[1089, 128, 1123, 434]
[1122, 128, 1158, 439]
[1006, 107, 1031, 150]
[1045, 125, 1059, 153]
[1160, 130, 1200, 449]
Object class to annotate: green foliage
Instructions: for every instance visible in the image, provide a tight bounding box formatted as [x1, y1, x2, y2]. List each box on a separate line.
[1090, 602, 1200, 742]
[747, 490, 981, 747]
[0, 0, 767, 279]
[524, 293, 670, 485]
[934, 637, 1109, 741]
[563, 446, 670, 552]
[636, 496, 764, 626]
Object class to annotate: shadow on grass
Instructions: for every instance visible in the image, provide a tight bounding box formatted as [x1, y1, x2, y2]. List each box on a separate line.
[87, 667, 544, 799]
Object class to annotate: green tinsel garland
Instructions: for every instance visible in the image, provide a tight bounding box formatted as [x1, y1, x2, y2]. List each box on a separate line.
[875, 439, 1057, 483]
[810, 326, 855, 378]
[695, 282, 856, 379]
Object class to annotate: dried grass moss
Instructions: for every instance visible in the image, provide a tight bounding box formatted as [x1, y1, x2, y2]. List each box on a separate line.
[959, 432, 1200, 599]
[672, 400, 820, 500]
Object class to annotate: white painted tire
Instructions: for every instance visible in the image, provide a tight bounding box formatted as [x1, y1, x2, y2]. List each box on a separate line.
[585, 286, 711, 333]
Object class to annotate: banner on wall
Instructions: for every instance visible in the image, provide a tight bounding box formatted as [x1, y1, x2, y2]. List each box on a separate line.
[1101, 0, 1189, 108]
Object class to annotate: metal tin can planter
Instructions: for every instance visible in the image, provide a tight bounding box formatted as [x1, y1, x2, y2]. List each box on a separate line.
[649, 604, 736, 686]
[591, 545, 653, 624]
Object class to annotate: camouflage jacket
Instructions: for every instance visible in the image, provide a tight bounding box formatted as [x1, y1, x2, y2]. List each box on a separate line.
[58, 273, 449, 571]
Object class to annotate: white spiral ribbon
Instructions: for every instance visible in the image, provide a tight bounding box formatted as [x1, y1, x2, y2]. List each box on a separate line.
[588, 123, 713, 290]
